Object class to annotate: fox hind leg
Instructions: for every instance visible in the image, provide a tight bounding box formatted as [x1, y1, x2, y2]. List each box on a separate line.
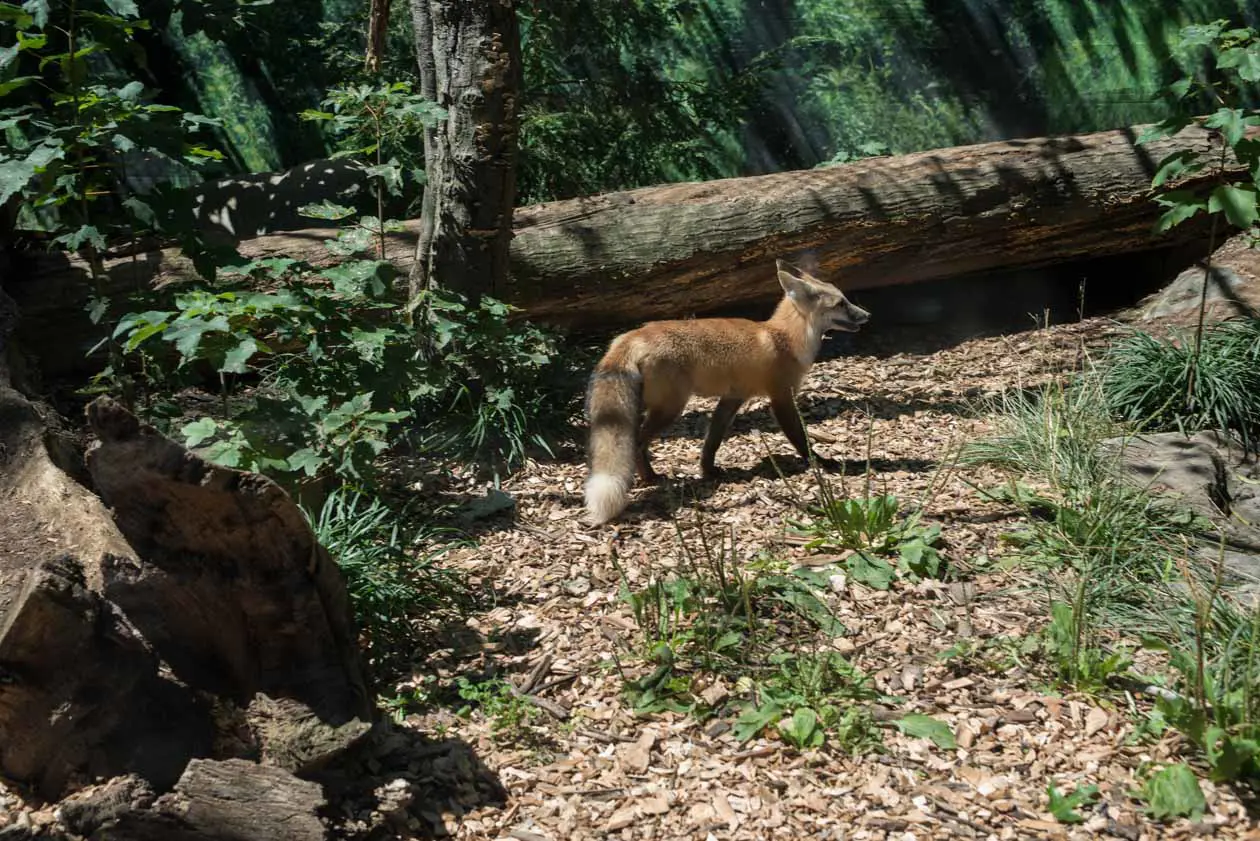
[701, 397, 745, 479]
[636, 400, 686, 484]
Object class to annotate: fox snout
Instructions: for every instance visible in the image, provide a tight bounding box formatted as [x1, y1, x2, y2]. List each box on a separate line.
[830, 300, 870, 332]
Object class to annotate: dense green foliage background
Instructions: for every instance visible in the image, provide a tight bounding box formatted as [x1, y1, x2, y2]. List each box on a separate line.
[126, 0, 1260, 205]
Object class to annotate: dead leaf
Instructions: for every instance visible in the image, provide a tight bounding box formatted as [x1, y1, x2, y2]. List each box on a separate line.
[1084, 707, 1109, 738]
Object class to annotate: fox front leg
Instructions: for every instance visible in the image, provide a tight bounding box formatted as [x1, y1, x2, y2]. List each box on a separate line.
[769, 391, 840, 472]
[700, 397, 745, 479]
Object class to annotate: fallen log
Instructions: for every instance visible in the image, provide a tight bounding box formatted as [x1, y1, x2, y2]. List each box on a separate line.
[10, 122, 1240, 375]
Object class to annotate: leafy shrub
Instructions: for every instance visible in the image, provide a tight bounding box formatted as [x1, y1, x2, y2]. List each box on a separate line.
[1100, 320, 1260, 453]
[100, 79, 578, 483]
[105, 251, 572, 481]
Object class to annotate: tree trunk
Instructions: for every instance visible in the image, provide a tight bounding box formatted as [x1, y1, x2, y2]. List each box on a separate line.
[12, 123, 1246, 374]
[407, 0, 522, 303]
[365, 0, 393, 74]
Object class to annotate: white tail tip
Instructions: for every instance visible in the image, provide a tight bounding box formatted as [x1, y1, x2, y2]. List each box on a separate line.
[585, 473, 629, 525]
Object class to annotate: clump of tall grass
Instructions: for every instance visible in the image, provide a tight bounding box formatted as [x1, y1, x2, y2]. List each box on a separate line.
[966, 369, 1260, 782]
[307, 487, 471, 677]
[1100, 318, 1260, 454]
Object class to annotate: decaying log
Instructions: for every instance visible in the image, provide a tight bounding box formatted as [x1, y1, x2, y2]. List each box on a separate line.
[9, 122, 1245, 374]
[86, 759, 326, 841]
[85, 397, 372, 724]
[0, 292, 373, 804]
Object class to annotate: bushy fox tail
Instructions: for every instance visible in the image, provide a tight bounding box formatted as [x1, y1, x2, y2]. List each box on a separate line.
[584, 362, 641, 524]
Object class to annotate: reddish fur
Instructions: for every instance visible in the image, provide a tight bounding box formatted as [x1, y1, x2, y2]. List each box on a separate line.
[584, 262, 869, 524]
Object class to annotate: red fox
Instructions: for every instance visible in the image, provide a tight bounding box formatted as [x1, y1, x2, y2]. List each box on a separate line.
[584, 259, 871, 524]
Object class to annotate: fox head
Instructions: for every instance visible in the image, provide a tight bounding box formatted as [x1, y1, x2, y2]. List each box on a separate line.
[776, 259, 870, 333]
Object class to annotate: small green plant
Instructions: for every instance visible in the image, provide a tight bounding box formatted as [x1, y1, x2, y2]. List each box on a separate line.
[1046, 780, 1101, 824]
[616, 518, 902, 752]
[455, 677, 540, 743]
[300, 81, 446, 259]
[1043, 598, 1134, 692]
[790, 492, 945, 590]
[1142, 555, 1260, 783]
[307, 487, 470, 677]
[1140, 763, 1207, 821]
[776, 707, 824, 749]
[729, 650, 887, 754]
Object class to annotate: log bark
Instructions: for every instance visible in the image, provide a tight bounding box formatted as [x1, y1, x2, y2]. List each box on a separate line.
[0, 294, 373, 801]
[86, 759, 327, 841]
[10, 123, 1242, 374]
[407, 0, 522, 302]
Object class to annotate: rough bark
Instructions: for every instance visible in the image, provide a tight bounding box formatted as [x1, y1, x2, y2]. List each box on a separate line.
[12, 123, 1244, 372]
[365, 0, 393, 74]
[84, 759, 327, 841]
[407, 0, 522, 302]
[407, 0, 438, 294]
[0, 294, 373, 802]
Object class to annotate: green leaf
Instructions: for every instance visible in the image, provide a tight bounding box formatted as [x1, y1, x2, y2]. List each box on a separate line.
[163, 315, 230, 362]
[1153, 190, 1208, 234]
[1137, 115, 1191, 145]
[0, 43, 18, 72]
[733, 702, 783, 743]
[122, 196, 155, 227]
[894, 714, 956, 749]
[86, 296, 109, 324]
[56, 225, 106, 252]
[1151, 149, 1205, 189]
[0, 4, 30, 23]
[203, 438, 245, 469]
[1216, 44, 1260, 82]
[0, 75, 38, 96]
[286, 447, 325, 477]
[846, 551, 895, 590]
[1209, 183, 1259, 228]
[1179, 21, 1226, 49]
[1047, 781, 1099, 824]
[182, 417, 219, 448]
[1205, 107, 1247, 147]
[298, 200, 355, 221]
[1203, 727, 1260, 782]
[0, 158, 37, 205]
[778, 708, 824, 749]
[220, 336, 259, 374]
[102, 0, 139, 17]
[1142, 764, 1206, 821]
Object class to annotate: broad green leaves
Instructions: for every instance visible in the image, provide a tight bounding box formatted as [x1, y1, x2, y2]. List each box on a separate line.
[1141, 23, 1260, 241]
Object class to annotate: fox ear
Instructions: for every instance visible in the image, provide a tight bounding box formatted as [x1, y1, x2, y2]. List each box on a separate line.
[776, 258, 808, 279]
[777, 264, 813, 301]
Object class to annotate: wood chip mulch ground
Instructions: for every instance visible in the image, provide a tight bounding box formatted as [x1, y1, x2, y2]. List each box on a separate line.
[391, 317, 1260, 841]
